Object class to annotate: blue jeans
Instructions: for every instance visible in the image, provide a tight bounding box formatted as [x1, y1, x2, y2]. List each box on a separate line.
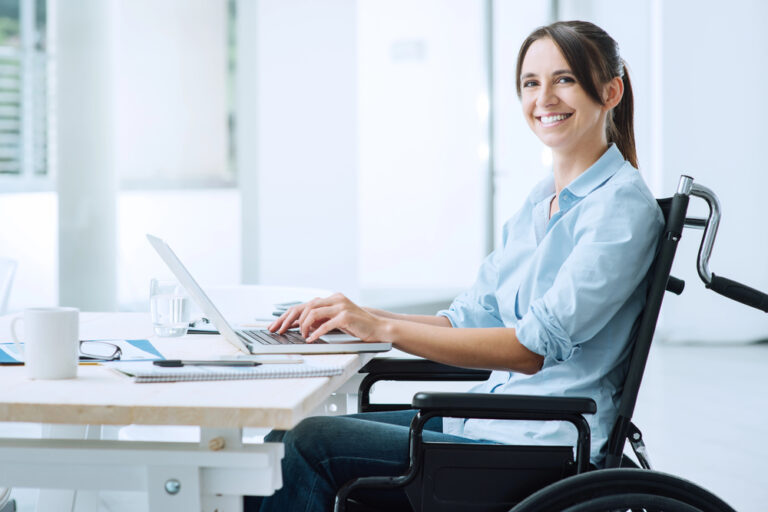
[243, 409, 488, 512]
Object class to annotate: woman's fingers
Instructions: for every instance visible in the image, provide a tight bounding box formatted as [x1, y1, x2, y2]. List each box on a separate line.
[296, 294, 348, 331]
[300, 305, 340, 338]
[304, 304, 382, 343]
[269, 293, 356, 338]
[297, 297, 327, 330]
[306, 314, 343, 343]
[269, 303, 306, 333]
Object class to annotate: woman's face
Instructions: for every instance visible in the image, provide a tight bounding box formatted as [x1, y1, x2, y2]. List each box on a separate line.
[519, 38, 608, 154]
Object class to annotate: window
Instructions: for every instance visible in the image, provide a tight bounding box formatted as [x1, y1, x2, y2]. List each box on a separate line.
[0, 0, 48, 187]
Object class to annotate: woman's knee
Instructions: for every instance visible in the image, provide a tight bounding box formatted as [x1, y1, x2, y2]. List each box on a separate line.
[281, 416, 341, 457]
[265, 415, 341, 443]
[263, 429, 286, 443]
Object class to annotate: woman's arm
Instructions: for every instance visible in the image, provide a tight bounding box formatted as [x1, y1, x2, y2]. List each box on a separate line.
[363, 307, 452, 327]
[382, 319, 543, 374]
[271, 294, 543, 374]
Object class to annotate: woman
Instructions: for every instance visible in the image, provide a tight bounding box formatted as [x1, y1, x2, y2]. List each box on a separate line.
[246, 20, 664, 512]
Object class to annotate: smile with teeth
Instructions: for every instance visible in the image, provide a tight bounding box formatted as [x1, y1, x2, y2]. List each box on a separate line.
[538, 113, 572, 125]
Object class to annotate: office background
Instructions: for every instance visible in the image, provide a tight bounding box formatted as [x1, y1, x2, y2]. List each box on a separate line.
[0, 1, 767, 511]
[0, 0, 766, 344]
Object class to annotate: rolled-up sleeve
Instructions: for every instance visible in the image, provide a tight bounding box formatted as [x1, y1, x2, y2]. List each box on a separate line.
[516, 298, 574, 366]
[438, 247, 505, 328]
[515, 184, 663, 369]
[438, 216, 515, 329]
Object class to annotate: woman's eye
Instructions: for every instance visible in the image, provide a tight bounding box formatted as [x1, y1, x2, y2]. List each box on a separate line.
[522, 80, 538, 88]
[556, 76, 575, 84]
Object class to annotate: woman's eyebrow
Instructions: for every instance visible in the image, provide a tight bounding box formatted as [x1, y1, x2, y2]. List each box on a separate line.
[520, 69, 573, 81]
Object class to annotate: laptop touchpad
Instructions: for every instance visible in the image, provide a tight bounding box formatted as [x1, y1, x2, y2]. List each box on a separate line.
[318, 333, 362, 343]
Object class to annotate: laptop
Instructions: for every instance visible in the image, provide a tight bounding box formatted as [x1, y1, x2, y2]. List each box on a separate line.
[146, 234, 392, 355]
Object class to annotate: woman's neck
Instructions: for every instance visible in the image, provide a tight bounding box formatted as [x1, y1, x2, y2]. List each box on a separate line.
[551, 139, 609, 195]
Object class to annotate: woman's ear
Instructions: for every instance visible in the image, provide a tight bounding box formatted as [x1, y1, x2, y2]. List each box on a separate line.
[602, 76, 624, 110]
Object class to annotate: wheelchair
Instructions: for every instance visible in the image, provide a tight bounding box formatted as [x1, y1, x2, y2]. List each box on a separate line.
[334, 175, 768, 512]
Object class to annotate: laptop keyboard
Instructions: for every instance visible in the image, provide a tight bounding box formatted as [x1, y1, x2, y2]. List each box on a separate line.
[242, 329, 327, 345]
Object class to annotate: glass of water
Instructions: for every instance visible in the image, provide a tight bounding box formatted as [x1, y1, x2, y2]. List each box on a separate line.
[149, 279, 190, 337]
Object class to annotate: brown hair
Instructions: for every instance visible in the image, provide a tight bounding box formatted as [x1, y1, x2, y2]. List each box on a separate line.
[515, 21, 637, 168]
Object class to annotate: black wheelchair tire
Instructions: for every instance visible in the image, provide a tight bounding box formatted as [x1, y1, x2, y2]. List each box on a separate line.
[509, 468, 736, 512]
[562, 492, 705, 512]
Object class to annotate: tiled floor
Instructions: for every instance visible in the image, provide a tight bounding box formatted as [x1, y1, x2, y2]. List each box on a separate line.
[6, 341, 768, 511]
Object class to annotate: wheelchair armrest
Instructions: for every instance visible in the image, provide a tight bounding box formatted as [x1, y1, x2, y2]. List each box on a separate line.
[410, 391, 596, 476]
[358, 359, 492, 413]
[412, 391, 597, 416]
[360, 358, 492, 381]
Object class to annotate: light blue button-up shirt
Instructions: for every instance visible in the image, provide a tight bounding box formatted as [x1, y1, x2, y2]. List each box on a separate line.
[438, 144, 664, 465]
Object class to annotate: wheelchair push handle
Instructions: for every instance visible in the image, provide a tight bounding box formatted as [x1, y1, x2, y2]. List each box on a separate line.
[708, 274, 768, 313]
[678, 175, 768, 313]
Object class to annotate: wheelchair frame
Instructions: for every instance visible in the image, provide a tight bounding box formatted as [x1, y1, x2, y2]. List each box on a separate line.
[334, 175, 768, 512]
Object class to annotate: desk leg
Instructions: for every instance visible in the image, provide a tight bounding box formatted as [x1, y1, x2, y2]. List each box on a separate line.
[145, 428, 247, 512]
[199, 428, 244, 512]
[36, 425, 101, 512]
[314, 373, 363, 416]
[146, 464, 201, 511]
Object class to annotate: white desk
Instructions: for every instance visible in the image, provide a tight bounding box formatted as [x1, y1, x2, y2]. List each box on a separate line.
[0, 311, 376, 512]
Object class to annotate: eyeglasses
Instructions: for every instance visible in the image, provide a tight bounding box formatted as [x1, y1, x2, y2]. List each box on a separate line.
[79, 340, 122, 361]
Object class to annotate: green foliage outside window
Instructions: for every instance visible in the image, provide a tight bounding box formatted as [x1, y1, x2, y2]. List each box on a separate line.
[0, 17, 19, 47]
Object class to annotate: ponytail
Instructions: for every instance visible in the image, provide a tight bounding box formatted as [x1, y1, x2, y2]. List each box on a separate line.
[607, 63, 637, 168]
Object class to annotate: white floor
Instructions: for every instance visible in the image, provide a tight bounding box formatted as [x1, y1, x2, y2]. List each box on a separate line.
[5, 341, 768, 512]
[633, 341, 768, 512]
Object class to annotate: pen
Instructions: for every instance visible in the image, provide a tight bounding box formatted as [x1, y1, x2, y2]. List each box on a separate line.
[153, 360, 263, 368]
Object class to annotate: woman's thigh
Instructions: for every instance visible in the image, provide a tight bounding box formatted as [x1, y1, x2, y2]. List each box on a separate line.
[249, 412, 483, 511]
[340, 409, 443, 431]
[264, 409, 441, 443]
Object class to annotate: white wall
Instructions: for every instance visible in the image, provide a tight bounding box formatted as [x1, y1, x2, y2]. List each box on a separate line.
[357, 0, 488, 293]
[0, 193, 57, 310]
[113, 0, 229, 186]
[238, 0, 360, 296]
[237, 0, 492, 305]
[656, 0, 768, 342]
[117, 190, 241, 311]
[111, 0, 237, 310]
[53, 0, 118, 311]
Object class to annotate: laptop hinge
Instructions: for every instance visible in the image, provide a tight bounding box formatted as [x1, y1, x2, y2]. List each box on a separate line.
[236, 332, 255, 351]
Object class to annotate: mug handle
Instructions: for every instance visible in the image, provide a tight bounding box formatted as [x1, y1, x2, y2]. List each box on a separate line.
[9, 315, 24, 359]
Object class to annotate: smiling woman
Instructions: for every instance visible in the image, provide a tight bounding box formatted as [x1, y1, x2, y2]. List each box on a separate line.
[246, 20, 664, 512]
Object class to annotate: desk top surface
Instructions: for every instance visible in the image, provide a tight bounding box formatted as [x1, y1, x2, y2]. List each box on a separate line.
[0, 312, 373, 429]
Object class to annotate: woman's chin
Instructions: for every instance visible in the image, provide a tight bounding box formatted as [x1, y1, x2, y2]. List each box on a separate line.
[535, 136, 569, 152]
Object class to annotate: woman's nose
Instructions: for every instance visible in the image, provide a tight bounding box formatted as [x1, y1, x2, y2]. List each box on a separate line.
[536, 83, 558, 108]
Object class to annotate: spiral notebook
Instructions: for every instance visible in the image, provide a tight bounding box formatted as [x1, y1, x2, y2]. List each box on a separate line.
[105, 361, 344, 383]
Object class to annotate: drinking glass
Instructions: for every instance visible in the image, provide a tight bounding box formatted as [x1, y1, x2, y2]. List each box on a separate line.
[149, 279, 190, 337]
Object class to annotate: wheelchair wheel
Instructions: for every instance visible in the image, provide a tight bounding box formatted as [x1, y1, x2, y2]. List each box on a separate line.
[510, 468, 736, 512]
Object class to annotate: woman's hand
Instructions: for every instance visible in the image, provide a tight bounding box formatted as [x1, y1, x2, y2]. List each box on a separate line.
[268, 293, 387, 343]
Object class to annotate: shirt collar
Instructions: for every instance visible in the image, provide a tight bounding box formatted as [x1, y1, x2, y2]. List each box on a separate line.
[562, 143, 626, 199]
[528, 144, 627, 205]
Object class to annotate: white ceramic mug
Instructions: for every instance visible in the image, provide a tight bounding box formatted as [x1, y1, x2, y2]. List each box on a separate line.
[10, 307, 80, 379]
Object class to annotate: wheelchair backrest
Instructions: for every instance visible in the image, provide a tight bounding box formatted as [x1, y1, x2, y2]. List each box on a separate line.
[603, 191, 690, 468]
